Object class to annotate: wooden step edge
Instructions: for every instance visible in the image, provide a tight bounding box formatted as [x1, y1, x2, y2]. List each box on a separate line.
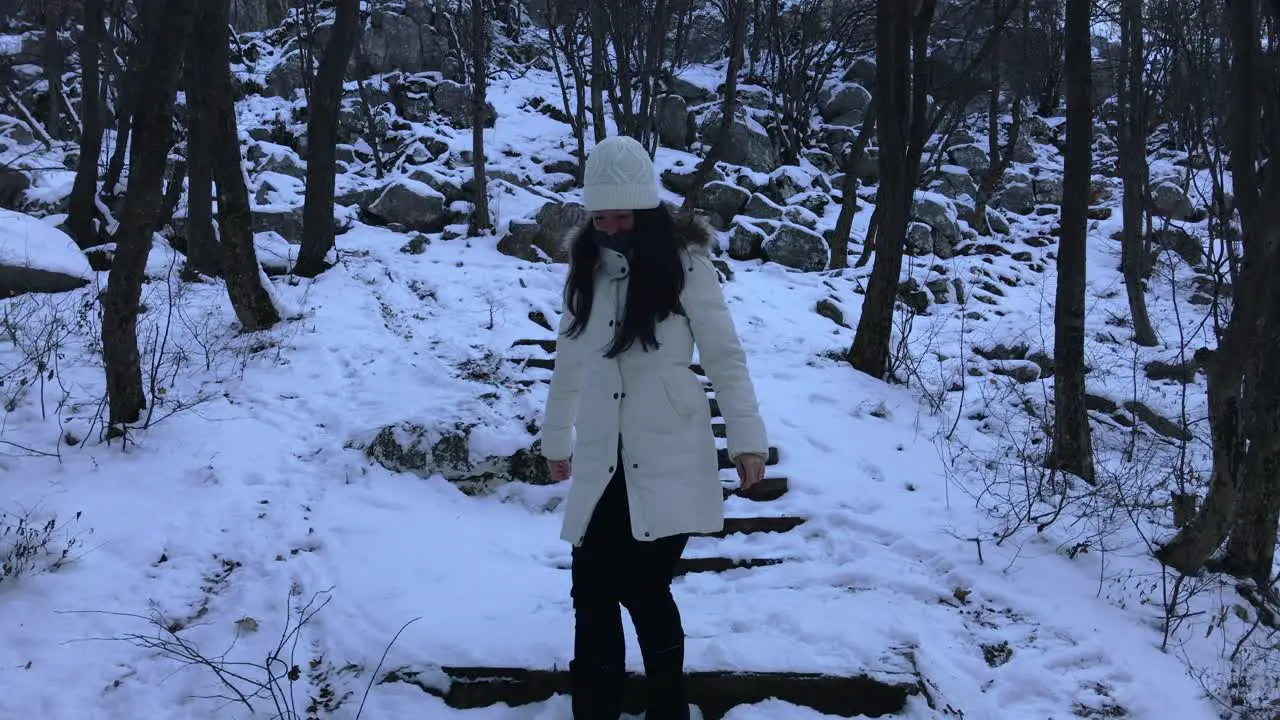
[675, 557, 785, 575]
[381, 665, 920, 718]
[695, 516, 806, 538]
[511, 338, 556, 353]
[717, 446, 779, 470]
[723, 475, 789, 501]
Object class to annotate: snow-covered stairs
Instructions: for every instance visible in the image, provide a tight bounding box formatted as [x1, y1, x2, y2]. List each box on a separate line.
[374, 339, 928, 717]
[385, 665, 919, 718]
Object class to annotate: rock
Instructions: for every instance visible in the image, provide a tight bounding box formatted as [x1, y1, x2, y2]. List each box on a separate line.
[897, 278, 930, 314]
[360, 422, 553, 490]
[1033, 176, 1063, 205]
[985, 207, 1011, 234]
[0, 214, 93, 298]
[264, 52, 306, 98]
[433, 80, 497, 128]
[926, 277, 951, 303]
[251, 207, 306, 243]
[993, 182, 1035, 215]
[912, 194, 961, 256]
[654, 94, 691, 149]
[818, 82, 872, 126]
[782, 205, 820, 230]
[353, 7, 457, 79]
[497, 201, 587, 263]
[842, 58, 876, 88]
[661, 165, 723, 194]
[935, 166, 978, 203]
[366, 179, 448, 233]
[906, 221, 933, 256]
[0, 167, 31, 210]
[762, 223, 828, 272]
[1150, 181, 1196, 221]
[974, 342, 1030, 361]
[698, 181, 750, 221]
[815, 298, 848, 327]
[697, 110, 779, 173]
[668, 75, 715, 104]
[1121, 401, 1191, 441]
[789, 190, 830, 216]
[727, 221, 767, 260]
[990, 360, 1041, 383]
[1144, 359, 1198, 384]
[1150, 227, 1201, 266]
[230, 0, 287, 31]
[744, 193, 784, 220]
[948, 144, 990, 175]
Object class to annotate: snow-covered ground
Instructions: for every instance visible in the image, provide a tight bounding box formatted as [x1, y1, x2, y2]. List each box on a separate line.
[0, 60, 1263, 720]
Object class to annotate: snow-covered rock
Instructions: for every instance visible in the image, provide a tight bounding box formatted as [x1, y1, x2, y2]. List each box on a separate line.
[0, 211, 92, 297]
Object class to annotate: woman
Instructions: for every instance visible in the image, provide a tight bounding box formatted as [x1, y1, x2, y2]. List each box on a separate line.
[540, 135, 770, 720]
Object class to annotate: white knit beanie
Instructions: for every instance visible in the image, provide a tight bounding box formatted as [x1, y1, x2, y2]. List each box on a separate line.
[581, 136, 661, 213]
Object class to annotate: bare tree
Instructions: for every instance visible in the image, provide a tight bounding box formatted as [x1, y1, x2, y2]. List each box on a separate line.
[295, 0, 362, 277]
[100, 0, 199, 431]
[1115, 0, 1158, 346]
[182, 54, 222, 277]
[681, 0, 749, 211]
[827, 100, 877, 270]
[64, 0, 106, 248]
[188, 0, 280, 330]
[469, 0, 492, 235]
[848, 0, 927, 378]
[1047, 0, 1095, 482]
[1157, 0, 1280, 588]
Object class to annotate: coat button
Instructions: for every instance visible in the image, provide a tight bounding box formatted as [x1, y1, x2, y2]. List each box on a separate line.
[608, 320, 614, 327]
[613, 392, 619, 399]
[632, 463, 638, 469]
[608, 465, 614, 473]
[621, 392, 626, 398]
[643, 532, 651, 538]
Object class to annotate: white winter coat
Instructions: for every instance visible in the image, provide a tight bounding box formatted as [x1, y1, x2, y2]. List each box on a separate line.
[540, 216, 769, 546]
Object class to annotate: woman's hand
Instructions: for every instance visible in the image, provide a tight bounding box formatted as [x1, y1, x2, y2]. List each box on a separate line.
[734, 453, 766, 492]
[547, 458, 572, 482]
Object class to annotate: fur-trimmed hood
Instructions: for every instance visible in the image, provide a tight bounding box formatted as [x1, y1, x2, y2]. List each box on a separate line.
[560, 204, 717, 258]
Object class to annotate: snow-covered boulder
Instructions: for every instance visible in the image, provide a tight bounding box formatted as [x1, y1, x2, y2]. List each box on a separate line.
[0, 211, 93, 298]
[365, 178, 448, 233]
[762, 222, 828, 272]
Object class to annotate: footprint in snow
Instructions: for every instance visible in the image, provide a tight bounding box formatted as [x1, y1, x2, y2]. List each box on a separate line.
[806, 436, 834, 454]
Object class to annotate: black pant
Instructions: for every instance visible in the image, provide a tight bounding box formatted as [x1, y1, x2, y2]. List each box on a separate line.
[570, 459, 690, 719]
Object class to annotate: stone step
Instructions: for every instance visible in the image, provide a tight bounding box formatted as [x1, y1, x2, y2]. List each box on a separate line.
[511, 337, 557, 354]
[695, 516, 806, 538]
[718, 446, 779, 470]
[383, 665, 920, 718]
[723, 475, 789, 502]
[675, 557, 785, 575]
[507, 356, 555, 372]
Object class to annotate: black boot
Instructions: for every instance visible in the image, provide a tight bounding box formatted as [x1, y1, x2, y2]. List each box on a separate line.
[570, 659, 625, 720]
[642, 643, 689, 720]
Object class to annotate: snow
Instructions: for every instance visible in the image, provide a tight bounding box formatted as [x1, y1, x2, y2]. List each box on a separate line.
[0, 210, 93, 278]
[0, 38, 1263, 720]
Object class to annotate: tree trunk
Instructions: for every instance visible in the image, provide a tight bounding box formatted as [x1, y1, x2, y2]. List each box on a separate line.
[828, 100, 877, 270]
[190, 0, 281, 331]
[100, 0, 199, 431]
[65, 0, 105, 248]
[681, 0, 748, 212]
[42, 3, 63, 139]
[469, 0, 491, 234]
[848, 0, 911, 378]
[1117, 0, 1158, 346]
[182, 59, 222, 277]
[589, 0, 607, 144]
[1048, 0, 1095, 483]
[1219, 0, 1279, 586]
[294, 0, 362, 277]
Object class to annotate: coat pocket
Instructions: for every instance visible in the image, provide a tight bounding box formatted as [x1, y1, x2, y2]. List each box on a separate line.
[661, 370, 705, 420]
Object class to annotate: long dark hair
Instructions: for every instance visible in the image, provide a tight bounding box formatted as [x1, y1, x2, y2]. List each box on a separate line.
[563, 205, 686, 358]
